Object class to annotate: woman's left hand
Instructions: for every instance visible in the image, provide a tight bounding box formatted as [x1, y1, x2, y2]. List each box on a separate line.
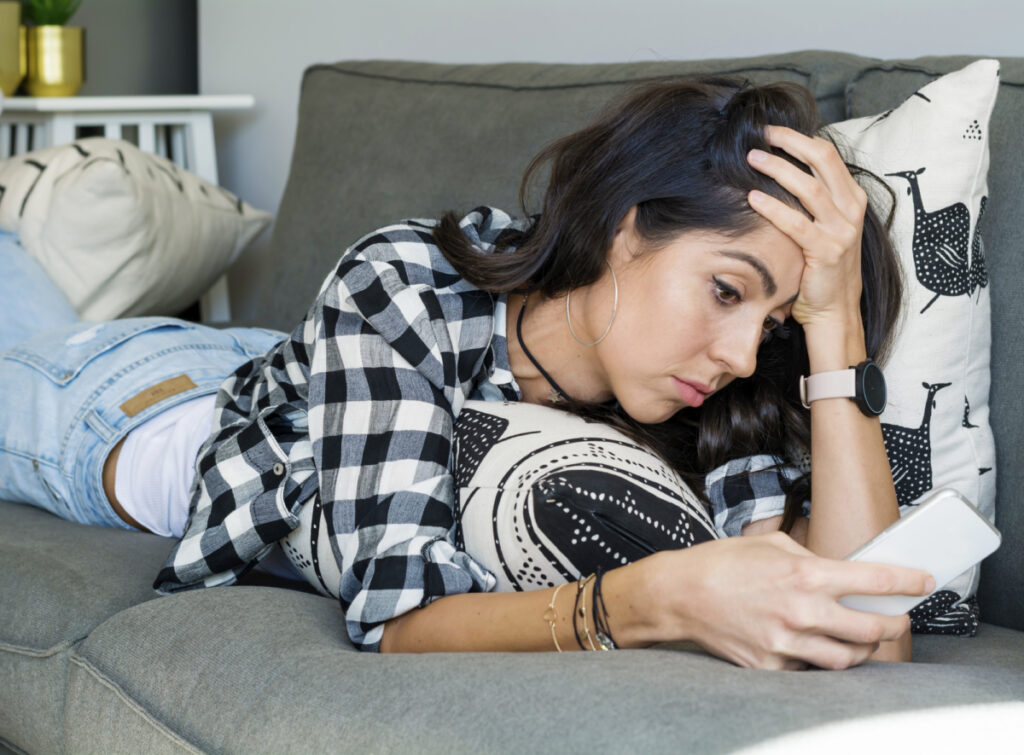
[745, 125, 868, 333]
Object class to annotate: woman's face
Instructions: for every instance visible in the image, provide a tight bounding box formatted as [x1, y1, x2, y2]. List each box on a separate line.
[592, 207, 805, 425]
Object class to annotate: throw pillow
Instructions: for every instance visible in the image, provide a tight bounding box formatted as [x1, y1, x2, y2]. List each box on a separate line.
[827, 59, 999, 635]
[279, 399, 720, 596]
[0, 137, 271, 319]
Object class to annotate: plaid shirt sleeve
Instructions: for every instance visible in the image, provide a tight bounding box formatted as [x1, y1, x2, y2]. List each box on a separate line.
[313, 225, 499, 650]
[154, 209, 523, 652]
[704, 454, 811, 538]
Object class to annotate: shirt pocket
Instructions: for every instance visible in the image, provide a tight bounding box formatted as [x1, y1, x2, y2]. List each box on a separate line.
[3, 318, 196, 387]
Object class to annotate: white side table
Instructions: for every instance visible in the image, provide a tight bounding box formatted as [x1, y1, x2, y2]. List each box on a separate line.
[0, 94, 255, 322]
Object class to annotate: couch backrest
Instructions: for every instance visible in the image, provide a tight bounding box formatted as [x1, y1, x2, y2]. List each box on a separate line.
[260, 51, 1023, 631]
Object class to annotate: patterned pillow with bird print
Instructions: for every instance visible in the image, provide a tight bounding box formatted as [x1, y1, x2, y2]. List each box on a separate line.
[826, 59, 999, 636]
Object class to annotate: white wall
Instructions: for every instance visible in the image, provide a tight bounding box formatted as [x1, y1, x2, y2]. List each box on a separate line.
[199, 0, 1021, 318]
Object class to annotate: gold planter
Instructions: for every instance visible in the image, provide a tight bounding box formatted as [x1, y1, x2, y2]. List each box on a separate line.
[25, 25, 85, 97]
[0, 1, 22, 96]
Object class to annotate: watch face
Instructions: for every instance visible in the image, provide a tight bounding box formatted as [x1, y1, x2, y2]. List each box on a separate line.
[861, 361, 887, 414]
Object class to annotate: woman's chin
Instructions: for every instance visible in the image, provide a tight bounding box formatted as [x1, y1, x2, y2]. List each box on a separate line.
[620, 396, 683, 426]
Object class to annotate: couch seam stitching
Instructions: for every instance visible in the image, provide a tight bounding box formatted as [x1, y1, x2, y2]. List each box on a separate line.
[305, 63, 821, 93]
[847, 61, 1024, 101]
[67, 652, 204, 754]
[0, 638, 80, 658]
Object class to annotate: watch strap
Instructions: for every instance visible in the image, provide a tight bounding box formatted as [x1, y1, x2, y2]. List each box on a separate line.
[799, 368, 857, 409]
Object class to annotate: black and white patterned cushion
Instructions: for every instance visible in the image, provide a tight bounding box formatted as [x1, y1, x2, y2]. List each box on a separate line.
[829, 60, 999, 636]
[281, 400, 720, 595]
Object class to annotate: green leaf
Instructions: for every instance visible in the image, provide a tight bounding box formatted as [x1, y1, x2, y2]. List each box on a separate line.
[21, 0, 83, 26]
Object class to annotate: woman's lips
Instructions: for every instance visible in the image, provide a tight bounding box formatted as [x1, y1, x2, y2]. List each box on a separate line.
[673, 377, 711, 408]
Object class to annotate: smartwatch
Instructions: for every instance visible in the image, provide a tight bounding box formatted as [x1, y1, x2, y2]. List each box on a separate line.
[799, 359, 887, 417]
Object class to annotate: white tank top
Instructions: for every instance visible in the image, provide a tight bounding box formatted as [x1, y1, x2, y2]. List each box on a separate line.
[114, 394, 217, 538]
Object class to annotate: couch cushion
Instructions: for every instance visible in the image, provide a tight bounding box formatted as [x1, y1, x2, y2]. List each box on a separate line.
[0, 503, 172, 651]
[845, 57, 1024, 632]
[256, 51, 874, 332]
[0, 502, 174, 754]
[66, 585, 1024, 754]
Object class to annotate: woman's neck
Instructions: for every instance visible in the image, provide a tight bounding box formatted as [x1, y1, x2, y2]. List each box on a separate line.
[505, 292, 613, 405]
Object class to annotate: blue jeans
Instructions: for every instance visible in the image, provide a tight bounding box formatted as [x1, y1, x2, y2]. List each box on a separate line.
[0, 231, 286, 528]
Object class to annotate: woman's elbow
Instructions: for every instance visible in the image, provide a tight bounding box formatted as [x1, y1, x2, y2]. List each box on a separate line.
[740, 514, 809, 547]
[378, 614, 406, 653]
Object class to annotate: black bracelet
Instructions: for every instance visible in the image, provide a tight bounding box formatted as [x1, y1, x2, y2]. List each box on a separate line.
[571, 577, 587, 651]
[592, 566, 618, 650]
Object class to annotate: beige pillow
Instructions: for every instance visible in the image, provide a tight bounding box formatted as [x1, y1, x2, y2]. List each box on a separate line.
[0, 137, 271, 319]
[827, 59, 999, 635]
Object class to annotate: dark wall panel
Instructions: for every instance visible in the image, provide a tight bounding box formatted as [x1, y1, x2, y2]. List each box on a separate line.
[72, 0, 197, 95]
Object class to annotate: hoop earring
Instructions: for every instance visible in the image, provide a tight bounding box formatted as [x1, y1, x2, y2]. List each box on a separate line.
[566, 261, 618, 347]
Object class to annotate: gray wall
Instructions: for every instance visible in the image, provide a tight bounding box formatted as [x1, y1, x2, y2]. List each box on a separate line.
[74, 0, 197, 95]
[199, 0, 1023, 321]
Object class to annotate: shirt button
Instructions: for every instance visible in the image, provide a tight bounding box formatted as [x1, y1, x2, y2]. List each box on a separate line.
[272, 462, 286, 476]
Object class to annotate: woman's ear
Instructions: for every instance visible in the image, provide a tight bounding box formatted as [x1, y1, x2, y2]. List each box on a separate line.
[610, 205, 641, 265]
[617, 205, 639, 237]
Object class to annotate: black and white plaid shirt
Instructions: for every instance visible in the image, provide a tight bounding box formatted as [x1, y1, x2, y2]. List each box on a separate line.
[154, 206, 806, 651]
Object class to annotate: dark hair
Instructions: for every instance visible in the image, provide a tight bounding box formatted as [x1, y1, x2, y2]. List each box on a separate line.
[432, 76, 903, 535]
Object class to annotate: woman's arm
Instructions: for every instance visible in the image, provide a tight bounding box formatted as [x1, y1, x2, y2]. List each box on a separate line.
[380, 532, 932, 670]
[745, 126, 912, 661]
[803, 319, 912, 662]
[380, 556, 663, 653]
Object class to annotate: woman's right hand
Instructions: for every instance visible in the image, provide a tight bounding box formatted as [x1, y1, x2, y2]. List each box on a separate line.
[642, 532, 934, 671]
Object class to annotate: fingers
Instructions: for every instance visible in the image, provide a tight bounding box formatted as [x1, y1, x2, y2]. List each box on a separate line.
[746, 150, 864, 262]
[792, 635, 881, 671]
[747, 190, 856, 266]
[758, 125, 868, 221]
[748, 148, 837, 221]
[830, 560, 936, 602]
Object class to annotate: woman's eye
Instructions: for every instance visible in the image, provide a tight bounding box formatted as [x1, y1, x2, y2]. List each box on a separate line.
[760, 316, 790, 344]
[713, 279, 740, 304]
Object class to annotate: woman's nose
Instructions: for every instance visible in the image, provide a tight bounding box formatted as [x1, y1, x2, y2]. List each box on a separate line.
[708, 324, 760, 379]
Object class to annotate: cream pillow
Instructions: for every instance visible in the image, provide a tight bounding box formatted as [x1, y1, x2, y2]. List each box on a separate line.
[0, 137, 271, 319]
[828, 59, 999, 635]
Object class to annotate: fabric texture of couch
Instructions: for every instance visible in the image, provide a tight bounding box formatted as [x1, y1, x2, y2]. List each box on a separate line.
[2, 50, 1022, 754]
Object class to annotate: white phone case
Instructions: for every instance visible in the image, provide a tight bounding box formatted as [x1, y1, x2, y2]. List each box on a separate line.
[839, 487, 1001, 616]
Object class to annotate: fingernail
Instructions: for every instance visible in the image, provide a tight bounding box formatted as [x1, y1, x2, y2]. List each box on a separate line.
[748, 149, 768, 164]
[749, 189, 766, 204]
[925, 576, 936, 593]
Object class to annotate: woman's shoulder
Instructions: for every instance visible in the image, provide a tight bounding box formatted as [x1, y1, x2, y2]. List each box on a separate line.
[339, 206, 526, 276]
[300, 207, 525, 330]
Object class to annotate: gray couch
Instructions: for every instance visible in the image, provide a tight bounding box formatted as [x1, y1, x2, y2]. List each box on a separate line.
[2, 51, 1022, 754]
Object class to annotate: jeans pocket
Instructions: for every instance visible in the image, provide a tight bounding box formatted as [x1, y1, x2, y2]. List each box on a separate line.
[3, 318, 196, 387]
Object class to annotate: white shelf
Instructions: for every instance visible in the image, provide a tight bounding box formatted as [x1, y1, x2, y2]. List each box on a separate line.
[1, 95, 254, 113]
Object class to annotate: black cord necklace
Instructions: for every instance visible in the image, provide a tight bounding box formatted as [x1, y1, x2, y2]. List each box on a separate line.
[515, 293, 573, 403]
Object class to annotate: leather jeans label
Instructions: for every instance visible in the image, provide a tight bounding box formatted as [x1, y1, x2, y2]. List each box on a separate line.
[119, 374, 198, 417]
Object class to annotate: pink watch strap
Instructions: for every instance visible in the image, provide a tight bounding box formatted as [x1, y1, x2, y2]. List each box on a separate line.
[799, 368, 856, 409]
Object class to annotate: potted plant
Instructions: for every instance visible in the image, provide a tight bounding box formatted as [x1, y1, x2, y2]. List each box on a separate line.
[22, 0, 84, 96]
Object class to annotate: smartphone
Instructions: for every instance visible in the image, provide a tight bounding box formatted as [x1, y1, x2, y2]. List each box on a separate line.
[839, 487, 1001, 616]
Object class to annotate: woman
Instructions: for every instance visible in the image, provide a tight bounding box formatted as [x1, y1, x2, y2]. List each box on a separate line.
[0, 76, 934, 671]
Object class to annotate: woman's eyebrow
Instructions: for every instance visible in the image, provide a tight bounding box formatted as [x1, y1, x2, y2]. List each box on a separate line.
[713, 250, 777, 297]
